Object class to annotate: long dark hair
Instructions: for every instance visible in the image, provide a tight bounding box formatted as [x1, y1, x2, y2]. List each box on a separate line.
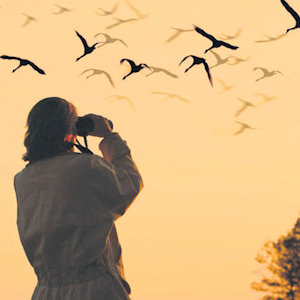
[22, 97, 78, 164]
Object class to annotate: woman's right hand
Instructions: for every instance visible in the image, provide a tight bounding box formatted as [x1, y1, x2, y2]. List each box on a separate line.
[83, 114, 113, 138]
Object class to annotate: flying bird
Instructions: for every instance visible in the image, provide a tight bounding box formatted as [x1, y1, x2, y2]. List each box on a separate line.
[234, 121, 256, 135]
[75, 31, 100, 61]
[120, 58, 151, 80]
[193, 25, 239, 53]
[94, 33, 128, 47]
[216, 78, 234, 94]
[179, 55, 213, 86]
[80, 69, 115, 88]
[21, 13, 39, 27]
[210, 50, 233, 69]
[125, 1, 150, 20]
[53, 4, 72, 14]
[227, 55, 251, 65]
[254, 33, 286, 43]
[255, 93, 278, 104]
[0, 55, 46, 74]
[151, 91, 190, 103]
[96, 2, 119, 16]
[165, 27, 194, 43]
[253, 67, 283, 82]
[145, 66, 178, 78]
[219, 27, 243, 40]
[105, 17, 138, 30]
[280, 0, 300, 33]
[106, 95, 135, 110]
[234, 98, 258, 117]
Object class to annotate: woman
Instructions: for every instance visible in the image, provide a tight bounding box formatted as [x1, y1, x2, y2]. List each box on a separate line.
[13, 97, 144, 299]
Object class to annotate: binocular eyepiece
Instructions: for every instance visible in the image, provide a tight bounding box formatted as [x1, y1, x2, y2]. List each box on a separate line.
[75, 116, 113, 137]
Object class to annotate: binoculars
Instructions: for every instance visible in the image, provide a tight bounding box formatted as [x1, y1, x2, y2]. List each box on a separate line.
[75, 116, 113, 137]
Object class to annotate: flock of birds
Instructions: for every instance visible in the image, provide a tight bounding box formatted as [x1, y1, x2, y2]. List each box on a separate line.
[1, 0, 299, 135]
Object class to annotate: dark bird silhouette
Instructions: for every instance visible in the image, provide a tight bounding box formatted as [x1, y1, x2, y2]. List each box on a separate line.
[146, 66, 178, 78]
[179, 55, 213, 86]
[0, 55, 45, 74]
[75, 31, 100, 61]
[80, 69, 115, 88]
[255, 93, 278, 104]
[53, 4, 72, 14]
[253, 67, 283, 82]
[234, 98, 258, 117]
[21, 13, 39, 27]
[96, 2, 119, 16]
[210, 50, 232, 69]
[227, 55, 251, 65]
[151, 91, 190, 103]
[105, 17, 138, 30]
[234, 121, 256, 135]
[219, 27, 243, 40]
[193, 25, 239, 53]
[106, 94, 135, 110]
[216, 78, 234, 94]
[254, 33, 286, 43]
[280, 0, 300, 33]
[165, 27, 194, 43]
[125, 1, 150, 20]
[120, 58, 151, 80]
[94, 33, 128, 47]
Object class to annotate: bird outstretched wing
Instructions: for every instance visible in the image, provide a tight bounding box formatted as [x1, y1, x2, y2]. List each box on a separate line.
[0, 55, 22, 61]
[220, 40, 239, 50]
[28, 61, 46, 74]
[179, 55, 191, 66]
[120, 58, 136, 69]
[281, 0, 300, 23]
[75, 31, 88, 49]
[193, 25, 217, 42]
[202, 60, 213, 86]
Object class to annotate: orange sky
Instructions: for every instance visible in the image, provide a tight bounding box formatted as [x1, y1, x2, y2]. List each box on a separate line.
[1, 0, 300, 299]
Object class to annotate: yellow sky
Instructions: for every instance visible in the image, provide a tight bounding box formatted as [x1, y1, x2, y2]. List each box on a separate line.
[1, 0, 300, 299]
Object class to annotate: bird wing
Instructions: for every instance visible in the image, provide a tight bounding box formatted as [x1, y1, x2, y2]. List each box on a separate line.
[28, 60, 46, 74]
[202, 60, 213, 86]
[281, 0, 300, 23]
[210, 50, 222, 62]
[142, 63, 151, 70]
[193, 25, 217, 42]
[103, 71, 115, 87]
[161, 69, 178, 78]
[233, 126, 245, 135]
[75, 31, 88, 49]
[234, 105, 247, 117]
[117, 39, 128, 47]
[120, 58, 136, 69]
[80, 69, 94, 75]
[125, 1, 143, 18]
[0, 55, 22, 61]
[253, 67, 268, 73]
[220, 40, 239, 49]
[179, 55, 191, 66]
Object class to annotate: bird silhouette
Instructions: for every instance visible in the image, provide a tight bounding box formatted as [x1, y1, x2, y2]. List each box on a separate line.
[255, 93, 278, 104]
[94, 33, 128, 47]
[120, 58, 151, 80]
[0, 55, 46, 74]
[105, 17, 138, 30]
[227, 55, 251, 65]
[219, 27, 243, 40]
[179, 55, 213, 86]
[96, 2, 119, 16]
[21, 13, 39, 27]
[80, 69, 115, 88]
[216, 78, 234, 94]
[165, 27, 194, 43]
[253, 67, 283, 82]
[145, 66, 178, 78]
[234, 98, 258, 117]
[280, 0, 300, 33]
[254, 33, 286, 43]
[106, 95, 135, 110]
[151, 91, 190, 103]
[75, 31, 100, 61]
[193, 25, 239, 53]
[125, 1, 150, 20]
[53, 4, 72, 14]
[234, 121, 256, 135]
[209, 50, 233, 69]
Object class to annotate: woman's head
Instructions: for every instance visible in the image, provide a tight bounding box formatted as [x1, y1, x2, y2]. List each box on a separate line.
[22, 97, 78, 163]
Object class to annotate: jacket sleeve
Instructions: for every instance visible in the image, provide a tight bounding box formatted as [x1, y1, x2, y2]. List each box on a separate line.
[85, 132, 144, 221]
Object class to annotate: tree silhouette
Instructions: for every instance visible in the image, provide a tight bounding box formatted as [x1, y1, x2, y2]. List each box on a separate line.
[251, 217, 300, 300]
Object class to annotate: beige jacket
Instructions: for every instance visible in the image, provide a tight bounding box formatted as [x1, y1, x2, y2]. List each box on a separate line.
[13, 132, 143, 300]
